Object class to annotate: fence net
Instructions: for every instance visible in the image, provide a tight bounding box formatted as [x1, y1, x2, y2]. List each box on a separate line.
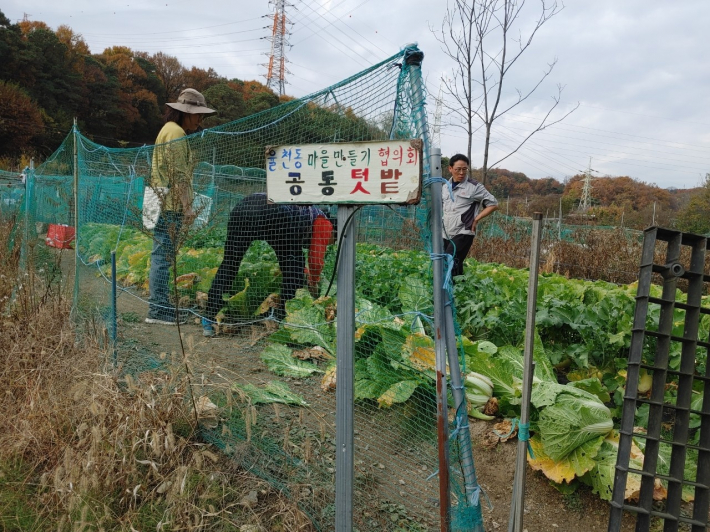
[12, 39, 710, 530]
[0, 170, 24, 223]
[9, 44, 493, 531]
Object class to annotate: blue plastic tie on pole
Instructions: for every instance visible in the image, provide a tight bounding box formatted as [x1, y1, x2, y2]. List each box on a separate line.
[449, 413, 470, 440]
[494, 418, 534, 459]
[409, 311, 434, 332]
[468, 485, 481, 506]
[423, 176, 448, 188]
[518, 421, 534, 459]
[430, 252, 454, 290]
[464, 482, 493, 510]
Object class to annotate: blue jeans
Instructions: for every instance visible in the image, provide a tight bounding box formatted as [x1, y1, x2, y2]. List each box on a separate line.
[148, 211, 183, 317]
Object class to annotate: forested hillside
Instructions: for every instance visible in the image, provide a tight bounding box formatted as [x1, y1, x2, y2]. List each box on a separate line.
[0, 9, 281, 157]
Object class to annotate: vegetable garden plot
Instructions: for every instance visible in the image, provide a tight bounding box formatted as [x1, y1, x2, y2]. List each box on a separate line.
[24, 45, 451, 531]
[13, 39, 710, 530]
[71, 216, 710, 528]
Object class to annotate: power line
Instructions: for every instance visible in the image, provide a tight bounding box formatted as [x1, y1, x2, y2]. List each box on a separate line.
[500, 115, 710, 162]
[79, 16, 264, 37]
[505, 112, 710, 152]
[84, 27, 265, 46]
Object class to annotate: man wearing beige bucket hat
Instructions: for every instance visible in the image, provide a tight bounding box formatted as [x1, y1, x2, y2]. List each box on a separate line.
[145, 88, 216, 325]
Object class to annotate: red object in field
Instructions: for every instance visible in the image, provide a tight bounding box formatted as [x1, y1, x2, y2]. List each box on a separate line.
[46, 224, 75, 249]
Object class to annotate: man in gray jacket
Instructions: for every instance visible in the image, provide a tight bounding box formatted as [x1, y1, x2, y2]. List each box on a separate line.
[442, 154, 499, 279]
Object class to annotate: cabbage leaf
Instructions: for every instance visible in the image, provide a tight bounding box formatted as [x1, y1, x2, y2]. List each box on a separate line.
[232, 381, 308, 406]
[260, 344, 323, 378]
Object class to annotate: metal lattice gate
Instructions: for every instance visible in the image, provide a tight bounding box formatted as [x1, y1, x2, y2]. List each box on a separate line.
[609, 227, 710, 532]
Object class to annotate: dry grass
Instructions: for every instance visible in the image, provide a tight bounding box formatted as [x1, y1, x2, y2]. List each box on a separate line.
[541, 228, 647, 285]
[470, 220, 692, 286]
[472, 221, 710, 299]
[0, 220, 314, 531]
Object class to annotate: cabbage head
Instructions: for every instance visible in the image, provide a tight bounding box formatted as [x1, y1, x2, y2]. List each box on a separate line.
[538, 389, 614, 461]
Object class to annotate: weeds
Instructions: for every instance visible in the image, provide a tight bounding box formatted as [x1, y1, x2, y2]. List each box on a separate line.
[0, 223, 315, 530]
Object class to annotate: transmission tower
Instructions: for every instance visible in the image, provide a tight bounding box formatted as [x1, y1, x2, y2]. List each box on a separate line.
[579, 157, 596, 211]
[263, 0, 292, 96]
[432, 80, 444, 149]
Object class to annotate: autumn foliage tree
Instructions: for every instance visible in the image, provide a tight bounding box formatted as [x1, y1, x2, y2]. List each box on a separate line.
[202, 83, 246, 128]
[675, 174, 710, 235]
[183, 66, 224, 94]
[148, 51, 186, 102]
[98, 46, 163, 143]
[0, 81, 44, 155]
[240, 80, 280, 115]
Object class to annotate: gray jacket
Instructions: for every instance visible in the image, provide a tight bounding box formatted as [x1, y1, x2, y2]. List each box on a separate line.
[442, 178, 498, 238]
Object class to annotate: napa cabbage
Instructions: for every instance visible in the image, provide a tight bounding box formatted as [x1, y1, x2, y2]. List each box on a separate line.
[537, 388, 614, 461]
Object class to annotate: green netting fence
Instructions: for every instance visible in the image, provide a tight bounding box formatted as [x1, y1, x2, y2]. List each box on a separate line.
[6, 37, 666, 529]
[8, 45, 492, 531]
[0, 170, 25, 223]
[481, 213, 643, 243]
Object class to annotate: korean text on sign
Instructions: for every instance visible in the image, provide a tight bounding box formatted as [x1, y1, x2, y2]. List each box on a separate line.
[266, 140, 422, 204]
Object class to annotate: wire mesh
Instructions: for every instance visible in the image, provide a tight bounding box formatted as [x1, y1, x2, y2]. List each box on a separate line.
[10, 46, 467, 531]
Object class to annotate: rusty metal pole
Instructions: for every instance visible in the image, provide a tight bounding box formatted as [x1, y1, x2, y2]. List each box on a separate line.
[430, 148, 451, 531]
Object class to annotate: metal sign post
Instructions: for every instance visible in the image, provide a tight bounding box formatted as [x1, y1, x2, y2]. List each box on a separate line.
[335, 205, 357, 532]
[265, 139, 423, 532]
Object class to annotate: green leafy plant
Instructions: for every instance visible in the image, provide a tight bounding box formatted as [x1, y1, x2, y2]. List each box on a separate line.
[232, 380, 308, 406]
[260, 344, 323, 378]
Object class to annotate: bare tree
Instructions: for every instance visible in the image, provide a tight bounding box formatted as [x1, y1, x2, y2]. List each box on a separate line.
[433, 0, 579, 185]
[150, 52, 187, 102]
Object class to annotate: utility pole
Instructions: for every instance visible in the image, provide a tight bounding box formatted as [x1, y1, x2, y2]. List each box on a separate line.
[263, 0, 292, 96]
[432, 80, 444, 149]
[579, 157, 596, 212]
[652, 201, 657, 226]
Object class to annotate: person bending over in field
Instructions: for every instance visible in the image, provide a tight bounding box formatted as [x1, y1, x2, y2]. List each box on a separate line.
[201, 192, 335, 337]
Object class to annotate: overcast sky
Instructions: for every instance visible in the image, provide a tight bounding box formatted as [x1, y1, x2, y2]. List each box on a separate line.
[5, 0, 709, 189]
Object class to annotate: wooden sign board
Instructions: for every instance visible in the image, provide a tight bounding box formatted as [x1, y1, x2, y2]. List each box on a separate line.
[266, 139, 422, 205]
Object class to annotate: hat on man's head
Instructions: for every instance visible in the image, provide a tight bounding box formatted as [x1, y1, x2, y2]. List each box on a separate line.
[166, 88, 216, 114]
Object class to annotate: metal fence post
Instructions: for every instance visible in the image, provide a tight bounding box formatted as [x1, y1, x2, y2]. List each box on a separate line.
[444, 297, 484, 531]
[335, 205, 357, 532]
[429, 148, 452, 531]
[72, 119, 80, 316]
[111, 250, 118, 367]
[402, 43, 453, 532]
[509, 212, 543, 532]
